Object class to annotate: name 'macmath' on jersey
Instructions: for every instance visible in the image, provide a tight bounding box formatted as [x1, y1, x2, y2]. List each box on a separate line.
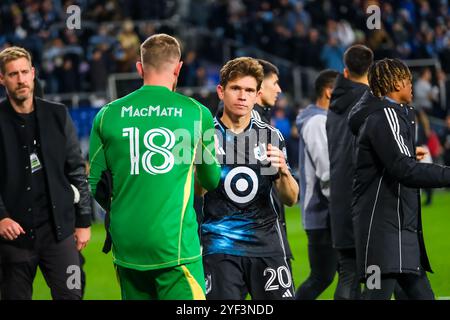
[121, 105, 183, 118]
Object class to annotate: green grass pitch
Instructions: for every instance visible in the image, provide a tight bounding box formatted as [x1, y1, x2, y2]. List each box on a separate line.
[32, 191, 450, 300]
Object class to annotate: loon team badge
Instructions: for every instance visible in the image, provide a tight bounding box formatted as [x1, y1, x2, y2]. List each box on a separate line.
[254, 143, 267, 161]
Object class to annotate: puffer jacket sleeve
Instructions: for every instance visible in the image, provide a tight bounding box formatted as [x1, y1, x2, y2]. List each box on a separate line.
[366, 108, 450, 188]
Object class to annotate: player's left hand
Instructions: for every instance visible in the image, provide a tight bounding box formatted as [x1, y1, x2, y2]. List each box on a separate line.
[74, 227, 91, 251]
[267, 144, 289, 175]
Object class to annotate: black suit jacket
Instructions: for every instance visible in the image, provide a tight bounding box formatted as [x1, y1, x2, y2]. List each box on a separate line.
[0, 97, 91, 246]
[326, 74, 369, 249]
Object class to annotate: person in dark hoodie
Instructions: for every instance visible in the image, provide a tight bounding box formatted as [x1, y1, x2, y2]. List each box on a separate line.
[326, 44, 373, 300]
[348, 58, 450, 300]
[295, 69, 339, 300]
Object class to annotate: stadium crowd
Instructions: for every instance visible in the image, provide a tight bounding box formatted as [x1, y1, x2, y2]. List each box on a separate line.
[0, 1, 450, 95]
[1, 0, 450, 170]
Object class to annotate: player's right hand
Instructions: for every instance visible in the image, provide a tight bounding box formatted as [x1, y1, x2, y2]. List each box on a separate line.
[416, 146, 428, 161]
[0, 218, 26, 240]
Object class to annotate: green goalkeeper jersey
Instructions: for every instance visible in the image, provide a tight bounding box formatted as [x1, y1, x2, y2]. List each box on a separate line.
[89, 85, 220, 271]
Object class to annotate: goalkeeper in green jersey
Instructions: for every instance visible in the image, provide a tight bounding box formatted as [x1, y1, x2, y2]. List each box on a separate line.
[89, 34, 221, 300]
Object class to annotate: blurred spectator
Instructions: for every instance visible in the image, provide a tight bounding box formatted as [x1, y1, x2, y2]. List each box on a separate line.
[88, 23, 117, 54]
[416, 110, 434, 206]
[85, 0, 122, 22]
[303, 28, 324, 69]
[415, 30, 439, 59]
[179, 50, 201, 87]
[367, 27, 395, 59]
[414, 67, 439, 115]
[60, 56, 78, 93]
[289, 21, 309, 65]
[286, 1, 311, 30]
[439, 38, 450, 73]
[391, 22, 411, 59]
[116, 20, 140, 73]
[139, 22, 157, 41]
[41, 38, 65, 93]
[381, 2, 396, 33]
[273, 106, 291, 140]
[195, 66, 208, 87]
[437, 69, 449, 117]
[272, 94, 298, 169]
[336, 20, 355, 47]
[320, 36, 345, 72]
[89, 47, 109, 92]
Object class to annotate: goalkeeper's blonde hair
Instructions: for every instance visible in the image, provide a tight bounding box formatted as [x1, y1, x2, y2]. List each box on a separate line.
[140, 33, 181, 72]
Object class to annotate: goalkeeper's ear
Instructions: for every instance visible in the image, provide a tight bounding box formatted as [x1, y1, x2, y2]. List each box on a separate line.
[136, 60, 144, 79]
[174, 60, 183, 77]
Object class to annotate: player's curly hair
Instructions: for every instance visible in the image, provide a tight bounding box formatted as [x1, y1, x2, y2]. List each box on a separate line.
[220, 57, 264, 91]
[368, 58, 412, 97]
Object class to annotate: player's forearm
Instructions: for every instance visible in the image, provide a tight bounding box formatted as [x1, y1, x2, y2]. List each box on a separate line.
[88, 136, 106, 196]
[196, 151, 221, 191]
[274, 172, 299, 207]
[197, 166, 220, 191]
[194, 170, 207, 196]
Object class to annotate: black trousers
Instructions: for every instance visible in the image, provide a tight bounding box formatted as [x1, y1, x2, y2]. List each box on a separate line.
[362, 271, 434, 300]
[0, 221, 82, 300]
[334, 248, 362, 300]
[295, 228, 338, 300]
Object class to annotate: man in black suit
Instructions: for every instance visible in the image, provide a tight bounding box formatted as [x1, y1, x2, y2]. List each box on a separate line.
[0, 46, 91, 300]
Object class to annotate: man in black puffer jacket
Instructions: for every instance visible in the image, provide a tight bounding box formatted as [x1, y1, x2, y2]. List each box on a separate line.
[348, 58, 450, 300]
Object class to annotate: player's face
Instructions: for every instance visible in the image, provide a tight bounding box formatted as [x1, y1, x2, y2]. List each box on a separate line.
[217, 76, 259, 117]
[260, 73, 281, 107]
[0, 57, 35, 103]
[397, 78, 413, 104]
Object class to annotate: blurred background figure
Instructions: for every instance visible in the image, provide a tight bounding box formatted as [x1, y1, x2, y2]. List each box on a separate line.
[414, 67, 440, 116]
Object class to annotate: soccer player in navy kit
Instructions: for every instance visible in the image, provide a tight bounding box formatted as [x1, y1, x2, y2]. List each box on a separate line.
[197, 57, 299, 300]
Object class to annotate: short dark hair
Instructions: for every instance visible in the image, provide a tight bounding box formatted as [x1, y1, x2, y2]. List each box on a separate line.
[256, 59, 279, 78]
[314, 69, 339, 99]
[368, 58, 412, 97]
[344, 45, 373, 77]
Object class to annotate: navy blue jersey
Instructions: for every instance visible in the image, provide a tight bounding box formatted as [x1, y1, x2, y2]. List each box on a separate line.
[201, 114, 291, 257]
